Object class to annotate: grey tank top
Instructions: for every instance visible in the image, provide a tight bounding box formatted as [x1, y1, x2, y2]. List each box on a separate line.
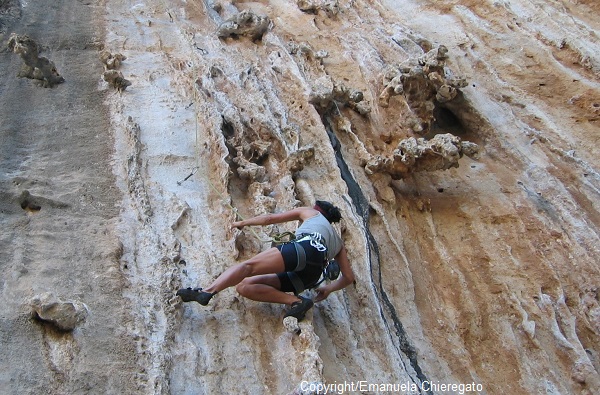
[296, 213, 343, 260]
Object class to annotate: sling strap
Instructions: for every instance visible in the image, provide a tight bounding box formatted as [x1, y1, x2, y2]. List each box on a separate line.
[287, 272, 306, 294]
[292, 240, 325, 269]
[297, 232, 327, 252]
[293, 241, 307, 271]
[287, 240, 327, 295]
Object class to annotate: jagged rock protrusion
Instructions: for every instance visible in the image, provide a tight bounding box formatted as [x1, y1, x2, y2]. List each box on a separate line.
[7, 33, 65, 87]
[284, 318, 325, 395]
[30, 293, 88, 332]
[287, 41, 329, 63]
[17, 190, 69, 211]
[287, 146, 315, 173]
[100, 50, 127, 70]
[365, 133, 480, 179]
[309, 76, 369, 115]
[217, 10, 270, 42]
[234, 154, 267, 181]
[103, 70, 132, 91]
[379, 45, 467, 133]
[297, 0, 340, 17]
[283, 316, 301, 334]
[100, 50, 130, 91]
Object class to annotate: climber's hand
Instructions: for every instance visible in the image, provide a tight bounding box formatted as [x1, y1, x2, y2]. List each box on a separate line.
[314, 286, 331, 303]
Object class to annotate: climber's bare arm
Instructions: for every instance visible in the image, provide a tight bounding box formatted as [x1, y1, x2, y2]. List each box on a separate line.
[232, 207, 318, 229]
[315, 245, 355, 302]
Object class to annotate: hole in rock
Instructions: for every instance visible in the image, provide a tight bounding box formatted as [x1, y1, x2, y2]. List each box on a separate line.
[432, 106, 466, 136]
[20, 199, 41, 212]
[221, 116, 235, 139]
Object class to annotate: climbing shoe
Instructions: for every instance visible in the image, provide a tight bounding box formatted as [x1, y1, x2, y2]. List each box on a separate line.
[176, 288, 214, 306]
[284, 296, 314, 321]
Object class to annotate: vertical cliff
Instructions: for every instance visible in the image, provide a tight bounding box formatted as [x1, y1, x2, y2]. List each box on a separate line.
[1, 0, 599, 394]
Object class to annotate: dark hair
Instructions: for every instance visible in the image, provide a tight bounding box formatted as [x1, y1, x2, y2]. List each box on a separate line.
[315, 200, 342, 223]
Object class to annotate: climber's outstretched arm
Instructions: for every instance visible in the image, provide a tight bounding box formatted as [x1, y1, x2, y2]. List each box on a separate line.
[232, 207, 316, 229]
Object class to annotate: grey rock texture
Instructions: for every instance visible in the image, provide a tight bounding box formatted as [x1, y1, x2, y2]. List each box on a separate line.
[1, 0, 600, 394]
[30, 293, 88, 332]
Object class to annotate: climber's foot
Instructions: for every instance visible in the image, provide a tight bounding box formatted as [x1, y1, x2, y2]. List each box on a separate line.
[284, 296, 314, 321]
[176, 288, 214, 306]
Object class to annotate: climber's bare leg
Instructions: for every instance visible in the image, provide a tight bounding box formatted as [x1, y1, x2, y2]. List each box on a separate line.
[235, 274, 300, 305]
[203, 247, 286, 294]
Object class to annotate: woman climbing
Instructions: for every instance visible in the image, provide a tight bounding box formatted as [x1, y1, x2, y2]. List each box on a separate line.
[176, 200, 355, 320]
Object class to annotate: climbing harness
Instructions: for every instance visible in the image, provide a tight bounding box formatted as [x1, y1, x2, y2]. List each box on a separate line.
[287, 257, 340, 294]
[296, 232, 327, 252]
[284, 233, 341, 294]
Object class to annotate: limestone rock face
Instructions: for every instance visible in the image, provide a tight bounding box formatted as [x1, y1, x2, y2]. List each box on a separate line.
[366, 133, 480, 179]
[1, 1, 600, 395]
[217, 9, 271, 41]
[7, 33, 65, 87]
[30, 293, 88, 332]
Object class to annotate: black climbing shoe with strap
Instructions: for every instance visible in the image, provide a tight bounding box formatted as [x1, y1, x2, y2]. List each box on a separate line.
[176, 288, 214, 306]
[284, 296, 314, 321]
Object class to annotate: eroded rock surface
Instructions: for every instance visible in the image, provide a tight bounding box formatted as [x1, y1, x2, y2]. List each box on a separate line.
[99, 50, 126, 70]
[30, 293, 88, 332]
[217, 9, 270, 41]
[103, 69, 131, 91]
[7, 33, 64, 87]
[366, 133, 480, 179]
[1, 1, 600, 395]
[297, 0, 340, 17]
[379, 45, 468, 133]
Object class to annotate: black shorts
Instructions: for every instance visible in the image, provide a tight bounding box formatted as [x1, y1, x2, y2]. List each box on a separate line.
[276, 240, 325, 293]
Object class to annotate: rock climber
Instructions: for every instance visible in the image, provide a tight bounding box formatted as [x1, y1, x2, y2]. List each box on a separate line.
[176, 200, 355, 320]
